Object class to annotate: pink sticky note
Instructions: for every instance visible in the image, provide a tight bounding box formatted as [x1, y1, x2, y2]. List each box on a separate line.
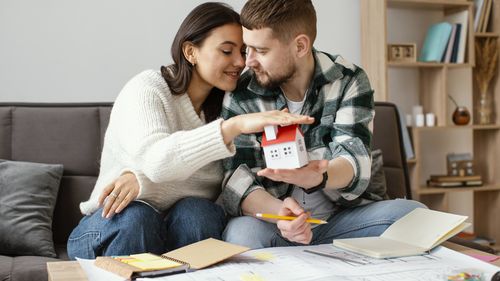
[469, 253, 500, 263]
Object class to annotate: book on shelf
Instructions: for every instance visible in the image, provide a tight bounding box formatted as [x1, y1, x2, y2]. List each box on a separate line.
[333, 208, 470, 258]
[419, 22, 453, 62]
[444, 9, 468, 64]
[429, 174, 482, 182]
[450, 24, 462, 63]
[427, 180, 483, 187]
[94, 238, 249, 279]
[474, 0, 486, 32]
[442, 24, 458, 63]
[480, 0, 493, 32]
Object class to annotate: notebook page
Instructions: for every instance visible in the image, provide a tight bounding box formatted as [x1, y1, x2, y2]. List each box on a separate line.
[381, 208, 467, 250]
[163, 238, 249, 269]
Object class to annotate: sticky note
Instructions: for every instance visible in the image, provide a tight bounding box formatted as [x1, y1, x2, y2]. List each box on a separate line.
[253, 252, 275, 261]
[240, 273, 265, 281]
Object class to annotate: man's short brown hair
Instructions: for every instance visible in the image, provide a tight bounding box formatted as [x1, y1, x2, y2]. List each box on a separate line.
[241, 0, 317, 44]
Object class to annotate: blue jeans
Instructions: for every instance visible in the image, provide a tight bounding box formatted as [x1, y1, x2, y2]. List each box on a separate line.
[67, 197, 226, 259]
[223, 199, 426, 249]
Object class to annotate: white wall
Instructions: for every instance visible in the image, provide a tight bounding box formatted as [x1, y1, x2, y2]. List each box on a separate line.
[0, 0, 360, 102]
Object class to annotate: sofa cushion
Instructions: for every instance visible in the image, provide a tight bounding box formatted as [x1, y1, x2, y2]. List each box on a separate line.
[1, 255, 59, 281]
[370, 149, 389, 199]
[0, 160, 63, 258]
[10, 107, 102, 176]
[52, 176, 97, 245]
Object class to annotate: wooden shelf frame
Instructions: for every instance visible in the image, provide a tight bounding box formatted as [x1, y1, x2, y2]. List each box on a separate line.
[361, 0, 500, 244]
[410, 124, 500, 131]
[388, 0, 472, 10]
[418, 184, 500, 195]
[388, 62, 472, 68]
[474, 32, 500, 38]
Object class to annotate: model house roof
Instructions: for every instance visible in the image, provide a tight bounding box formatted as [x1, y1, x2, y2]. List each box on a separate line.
[262, 124, 302, 146]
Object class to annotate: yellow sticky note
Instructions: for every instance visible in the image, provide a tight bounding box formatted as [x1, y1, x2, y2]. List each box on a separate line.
[130, 253, 160, 261]
[240, 273, 265, 281]
[128, 259, 181, 270]
[125, 253, 182, 270]
[253, 252, 275, 261]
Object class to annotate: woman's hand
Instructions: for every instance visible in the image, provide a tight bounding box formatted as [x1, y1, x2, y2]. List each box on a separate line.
[221, 109, 314, 144]
[98, 172, 140, 219]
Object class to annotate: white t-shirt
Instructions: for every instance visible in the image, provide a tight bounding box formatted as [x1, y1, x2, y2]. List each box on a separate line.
[284, 92, 336, 223]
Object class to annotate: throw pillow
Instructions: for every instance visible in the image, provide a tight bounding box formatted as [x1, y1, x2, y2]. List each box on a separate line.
[366, 149, 389, 200]
[324, 149, 389, 207]
[0, 159, 64, 257]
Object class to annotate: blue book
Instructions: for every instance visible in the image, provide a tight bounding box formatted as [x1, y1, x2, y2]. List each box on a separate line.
[450, 24, 462, 63]
[419, 22, 453, 62]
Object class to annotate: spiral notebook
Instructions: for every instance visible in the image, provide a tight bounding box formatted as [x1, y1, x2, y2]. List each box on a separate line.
[94, 238, 249, 279]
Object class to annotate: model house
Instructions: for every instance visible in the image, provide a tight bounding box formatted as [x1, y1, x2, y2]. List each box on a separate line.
[261, 124, 308, 169]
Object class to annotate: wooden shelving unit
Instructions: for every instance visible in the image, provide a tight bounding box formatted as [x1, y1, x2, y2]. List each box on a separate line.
[361, 0, 500, 245]
[388, 62, 472, 68]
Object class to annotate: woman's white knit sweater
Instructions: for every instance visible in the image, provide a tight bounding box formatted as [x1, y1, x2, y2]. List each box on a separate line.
[80, 70, 235, 215]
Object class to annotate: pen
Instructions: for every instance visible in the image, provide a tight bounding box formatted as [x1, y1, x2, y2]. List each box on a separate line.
[255, 213, 328, 224]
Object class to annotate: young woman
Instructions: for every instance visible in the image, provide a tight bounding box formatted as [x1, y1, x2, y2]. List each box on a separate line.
[67, 2, 313, 259]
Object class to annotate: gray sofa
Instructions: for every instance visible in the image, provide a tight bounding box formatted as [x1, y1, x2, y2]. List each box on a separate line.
[0, 102, 493, 281]
[0, 103, 112, 281]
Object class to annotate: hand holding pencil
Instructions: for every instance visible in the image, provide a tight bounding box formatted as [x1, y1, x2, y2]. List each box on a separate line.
[255, 213, 327, 224]
[259, 197, 317, 245]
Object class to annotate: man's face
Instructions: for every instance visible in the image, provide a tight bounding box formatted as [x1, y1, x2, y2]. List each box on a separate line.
[243, 27, 296, 89]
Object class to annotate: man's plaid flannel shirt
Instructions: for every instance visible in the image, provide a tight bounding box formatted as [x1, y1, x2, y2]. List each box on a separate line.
[221, 50, 376, 216]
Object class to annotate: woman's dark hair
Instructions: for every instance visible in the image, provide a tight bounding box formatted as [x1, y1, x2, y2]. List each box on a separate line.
[161, 2, 241, 122]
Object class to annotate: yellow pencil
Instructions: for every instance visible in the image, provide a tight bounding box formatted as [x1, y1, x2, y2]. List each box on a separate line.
[255, 213, 327, 224]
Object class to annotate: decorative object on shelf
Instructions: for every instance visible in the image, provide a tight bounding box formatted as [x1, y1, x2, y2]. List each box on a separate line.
[425, 113, 436, 127]
[447, 153, 475, 177]
[448, 95, 471, 125]
[388, 43, 416, 62]
[412, 105, 425, 127]
[474, 38, 499, 125]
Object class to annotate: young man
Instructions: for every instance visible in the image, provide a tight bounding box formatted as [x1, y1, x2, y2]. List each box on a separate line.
[221, 0, 425, 249]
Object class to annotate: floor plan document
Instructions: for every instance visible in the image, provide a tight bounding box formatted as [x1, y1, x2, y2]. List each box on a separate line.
[137, 244, 499, 281]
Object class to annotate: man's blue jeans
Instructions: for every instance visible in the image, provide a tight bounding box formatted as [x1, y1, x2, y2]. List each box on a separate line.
[223, 199, 426, 249]
[67, 197, 226, 259]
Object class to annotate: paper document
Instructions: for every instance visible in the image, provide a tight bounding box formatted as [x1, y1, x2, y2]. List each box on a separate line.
[136, 244, 499, 281]
[333, 208, 469, 258]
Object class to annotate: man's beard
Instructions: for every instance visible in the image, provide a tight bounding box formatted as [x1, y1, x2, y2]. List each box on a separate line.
[252, 65, 295, 90]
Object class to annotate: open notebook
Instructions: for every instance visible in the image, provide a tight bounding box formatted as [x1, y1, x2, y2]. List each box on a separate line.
[333, 208, 469, 258]
[94, 238, 249, 279]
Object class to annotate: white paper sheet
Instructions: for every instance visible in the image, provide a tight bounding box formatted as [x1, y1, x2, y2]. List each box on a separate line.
[137, 245, 500, 281]
[76, 257, 126, 281]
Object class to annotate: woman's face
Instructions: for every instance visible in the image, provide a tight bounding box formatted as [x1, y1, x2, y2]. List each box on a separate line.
[192, 23, 246, 91]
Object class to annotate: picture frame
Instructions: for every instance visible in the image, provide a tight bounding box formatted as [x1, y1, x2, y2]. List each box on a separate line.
[387, 43, 417, 62]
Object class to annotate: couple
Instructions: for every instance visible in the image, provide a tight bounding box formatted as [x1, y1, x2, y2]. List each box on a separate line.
[68, 0, 424, 259]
